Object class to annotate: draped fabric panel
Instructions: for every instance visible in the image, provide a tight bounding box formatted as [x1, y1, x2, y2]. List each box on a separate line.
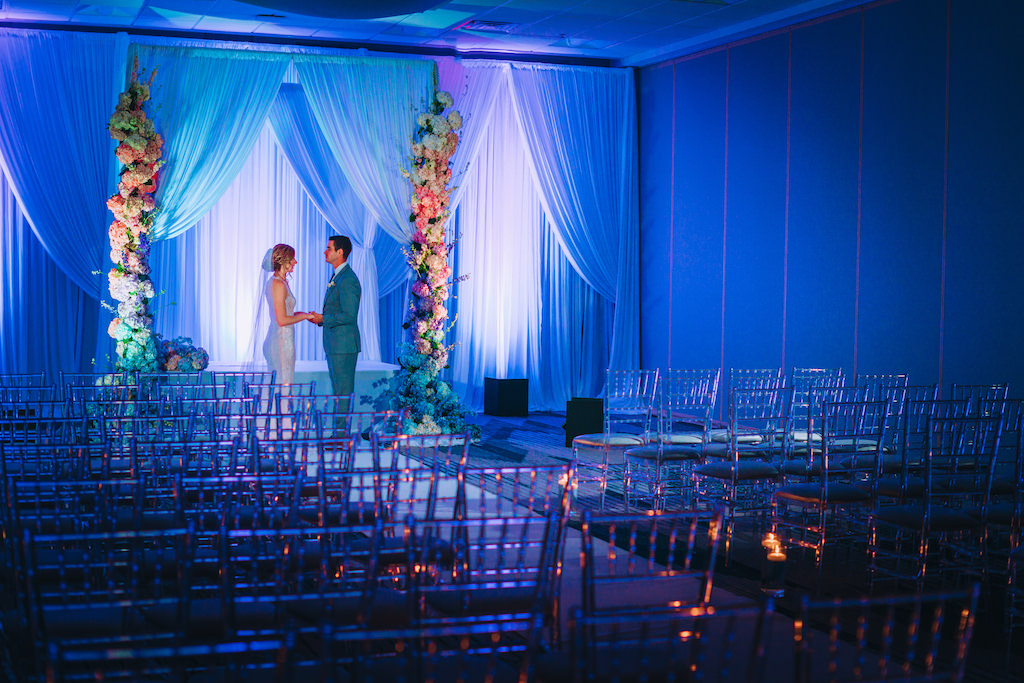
[0, 165, 99, 376]
[434, 58, 508, 213]
[0, 29, 128, 297]
[133, 44, 290, 241]
[293, 56, 434, 244]
[268, 84, 386, 360]
[268, 84, 373, 240]
[507, 64, 639, 371]
[447, 77, 608, 409]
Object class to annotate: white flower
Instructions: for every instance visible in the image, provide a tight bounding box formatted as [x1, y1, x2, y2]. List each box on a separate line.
[435, 91, 453, 109]
[430, 115, 450, 136]
[447, 110, 463, 131]
[417, 113, 430, 128]
[422, 134, 443, 152]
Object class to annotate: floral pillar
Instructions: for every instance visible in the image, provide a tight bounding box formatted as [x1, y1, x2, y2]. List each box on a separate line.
[106, 62, 161, 372]
[391, 88, 473, 435]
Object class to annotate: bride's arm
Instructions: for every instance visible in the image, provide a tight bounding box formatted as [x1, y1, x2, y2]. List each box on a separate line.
[271, 279, 312, 326]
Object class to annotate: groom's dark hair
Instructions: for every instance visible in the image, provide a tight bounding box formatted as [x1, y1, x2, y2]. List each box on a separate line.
[330, 235, 353, 259]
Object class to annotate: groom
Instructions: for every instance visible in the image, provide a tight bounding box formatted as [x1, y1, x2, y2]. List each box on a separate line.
[312, 235, 361, 407]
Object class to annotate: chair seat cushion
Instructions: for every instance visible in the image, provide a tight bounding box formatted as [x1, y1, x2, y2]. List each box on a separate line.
[872, 505, 979, 532]
[694, 460, 778, 481]
[774, 482, 871, 505]
[625, 445, 703, 462]
[831, 437, 879, 449]
[869, 475, 926, 499]
[708, 429, 762, 444]
[789, 430, 822, 443]
[573, 433, 645, 448]
[659, 432, 704, 445]
[425, 585, 537, 619]
[702, 442, 769, 460]
[297, 502, 378, 526]
[990, 473, 1018, 495]
[287, 588, 410, 628]
[935, 475, 989, 494]
[836, 452, 901, 473]
[968, 502, 1015, 525]
[780, 459, 821, 477]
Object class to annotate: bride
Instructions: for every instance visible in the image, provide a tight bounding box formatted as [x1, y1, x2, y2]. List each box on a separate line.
[262, 243, 314, 385]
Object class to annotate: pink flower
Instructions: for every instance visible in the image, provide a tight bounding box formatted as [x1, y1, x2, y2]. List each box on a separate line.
[116, 143, 144, 165]
[415, 338, 431, 354]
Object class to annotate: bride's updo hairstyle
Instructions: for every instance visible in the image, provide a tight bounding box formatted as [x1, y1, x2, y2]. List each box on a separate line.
[268, 243, 295, 273]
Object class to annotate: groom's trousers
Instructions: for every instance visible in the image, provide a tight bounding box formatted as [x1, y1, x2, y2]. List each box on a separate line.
[327, 352, 357, 413]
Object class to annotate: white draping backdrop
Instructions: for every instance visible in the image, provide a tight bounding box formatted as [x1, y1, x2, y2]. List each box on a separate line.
[0, 30, 638, 408]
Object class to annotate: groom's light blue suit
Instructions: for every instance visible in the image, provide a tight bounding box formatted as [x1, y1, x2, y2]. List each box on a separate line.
[323, 263, 361, 399]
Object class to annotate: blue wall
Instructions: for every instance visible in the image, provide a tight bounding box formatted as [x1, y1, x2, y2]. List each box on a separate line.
[639, 0, 1024, 395]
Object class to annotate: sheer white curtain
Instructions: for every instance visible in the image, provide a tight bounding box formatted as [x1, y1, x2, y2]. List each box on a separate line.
[133, 44, 290, 241]
[268, 84, 386, 360]
[448, 81, 541, 407]
[447, 73, 609, 409]
[294, 56, 434, 244]
[0, 29, 128, 297]
[435, 58, 508, 212]
[508, 64, 639, 371]
[151, 122, 331, 365]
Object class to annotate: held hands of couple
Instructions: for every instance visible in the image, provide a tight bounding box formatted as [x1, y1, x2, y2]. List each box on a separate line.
[307, 312, 323, 324]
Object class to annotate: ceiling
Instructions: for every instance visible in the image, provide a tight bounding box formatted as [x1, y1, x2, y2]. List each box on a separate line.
[0, 0, 875, 67]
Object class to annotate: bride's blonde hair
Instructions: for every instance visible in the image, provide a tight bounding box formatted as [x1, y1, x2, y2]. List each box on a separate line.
[270, 243, 295, 273]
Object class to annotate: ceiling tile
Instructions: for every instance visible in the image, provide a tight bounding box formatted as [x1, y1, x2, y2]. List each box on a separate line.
[387, 7, 474, 29]
[3, 0, 77, 21]
[192, 15, 264, 32]
[252, 21, 318, 37]
[138, 6, 203, 29]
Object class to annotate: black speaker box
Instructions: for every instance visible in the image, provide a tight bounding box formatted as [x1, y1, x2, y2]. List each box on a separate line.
[483, 377, 528, 417]
[563, 397, 603, 448]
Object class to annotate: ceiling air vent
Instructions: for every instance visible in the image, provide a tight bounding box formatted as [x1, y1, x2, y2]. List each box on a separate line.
[456, 19, 520, 34]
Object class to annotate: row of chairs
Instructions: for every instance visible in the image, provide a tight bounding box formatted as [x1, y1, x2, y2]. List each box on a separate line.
[0, 382, 323, 419]
[44, 584, 979, 683]
[4, 438, 574, 680]
[16, 496, 982, 682]
[578, 367, 1010, 513]
[573, 367, 1020, 599]
[0, 397, 402, 453]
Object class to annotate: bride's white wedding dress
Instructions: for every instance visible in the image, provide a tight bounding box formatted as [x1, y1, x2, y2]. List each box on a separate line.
[262, 276, 296, 385]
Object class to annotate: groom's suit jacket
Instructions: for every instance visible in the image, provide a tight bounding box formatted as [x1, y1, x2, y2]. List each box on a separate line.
[323, 264, 361, 355]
